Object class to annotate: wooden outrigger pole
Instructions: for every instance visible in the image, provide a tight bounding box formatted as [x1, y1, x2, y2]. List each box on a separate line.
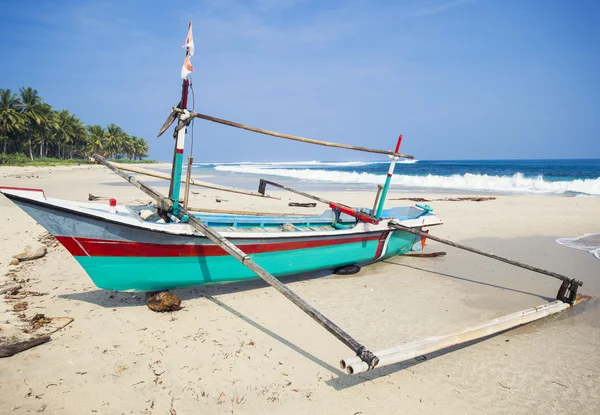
[92, 154, 380, 370]
[95, 21, 589, 376]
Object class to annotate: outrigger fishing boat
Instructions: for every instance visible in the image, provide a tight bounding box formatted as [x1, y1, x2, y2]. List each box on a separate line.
[0, 22, 588, 374]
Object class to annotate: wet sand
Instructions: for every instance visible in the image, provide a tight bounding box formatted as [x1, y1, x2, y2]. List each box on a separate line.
[0, 164, 599, 414]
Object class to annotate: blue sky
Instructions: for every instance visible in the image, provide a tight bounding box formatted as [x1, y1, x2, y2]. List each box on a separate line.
[1, 0, 598, 162]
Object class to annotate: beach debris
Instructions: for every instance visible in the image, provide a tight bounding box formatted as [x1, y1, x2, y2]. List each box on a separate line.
[88, 193, 110, 201]
[333, 264, 361, 275]
[289, 202, 317, 208]
[9, 258, 20, 266]
[29, 314, 52, 331]
[23, 315, 74, 335]
[0, 336, 51, 358]
[391, 196, 496, 202]
[145, 291, 182, 312]
[402, 252, 447, 258]
[12, 244, 47, 262]
[0, 284, 21, 295]
[38, 232, 60, 248]
[13, 302, 28, 312]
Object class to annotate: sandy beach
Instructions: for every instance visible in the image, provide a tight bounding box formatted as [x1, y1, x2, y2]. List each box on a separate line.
[1, 163, 599, 414]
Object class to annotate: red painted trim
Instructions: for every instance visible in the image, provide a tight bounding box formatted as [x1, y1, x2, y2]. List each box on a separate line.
[55, 236, 89, 256]
[64, 234, 382, 258]
[387, 173, 392, 177]
[0, 186, 46, 199]
[329, 203, 379, 224]
[176, 148, 184, 154]
[394, 134, 403, 153]
[373, 231, 390, 259]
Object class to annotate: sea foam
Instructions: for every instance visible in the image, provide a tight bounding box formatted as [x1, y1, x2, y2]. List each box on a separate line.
[556, 234, 600, 260]
[213, 164, 600, 196]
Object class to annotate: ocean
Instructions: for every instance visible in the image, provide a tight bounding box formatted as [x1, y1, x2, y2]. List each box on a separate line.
[191, 159, 600, 197]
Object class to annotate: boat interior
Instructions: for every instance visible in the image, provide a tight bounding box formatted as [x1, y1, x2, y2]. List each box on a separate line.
[131, 205, 431, 233]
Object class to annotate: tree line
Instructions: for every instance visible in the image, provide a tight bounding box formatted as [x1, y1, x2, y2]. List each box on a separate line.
[0, 87, 149, 161]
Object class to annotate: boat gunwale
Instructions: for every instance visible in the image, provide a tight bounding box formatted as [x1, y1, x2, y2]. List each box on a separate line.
[1, 189, 443, 241]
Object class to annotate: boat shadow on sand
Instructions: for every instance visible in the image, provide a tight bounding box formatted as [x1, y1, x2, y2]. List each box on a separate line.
[60, 269, 347, 376]
[58, 263, 556, 386]
[383, 259, 555, 302]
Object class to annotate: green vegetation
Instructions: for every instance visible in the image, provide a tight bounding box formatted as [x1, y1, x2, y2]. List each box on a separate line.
[1, 87, 151, 165]
[0, 154, 157, 166]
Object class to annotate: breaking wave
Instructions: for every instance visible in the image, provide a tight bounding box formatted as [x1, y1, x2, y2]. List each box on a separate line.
[556, 234, 600, 260]
[196, 159, 417, 167]
[213, 165, 600, 196]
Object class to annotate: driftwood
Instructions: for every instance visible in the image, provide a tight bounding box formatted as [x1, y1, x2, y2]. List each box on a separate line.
[391, 197, 496, 202]
[0, 284, 21, 295]
[0, 336, 51, 358]
[288, 202, 317, 208]
[402, 252, 447, 258]
[12, 244, 47, 262]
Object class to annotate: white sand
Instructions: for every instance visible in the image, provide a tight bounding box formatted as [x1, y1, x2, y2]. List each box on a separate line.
[1, 164, 599, 414]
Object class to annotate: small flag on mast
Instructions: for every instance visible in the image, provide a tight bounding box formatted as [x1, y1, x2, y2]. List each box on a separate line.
[181, 21, 194, 79]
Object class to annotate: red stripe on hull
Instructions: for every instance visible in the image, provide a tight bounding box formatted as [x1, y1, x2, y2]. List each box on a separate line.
[176, 148, 184, 154]
[373, 231, 390, 259]
[57, 234, 382, 258]
[55, 236, 89, 256]
[0, 186, 46, 198]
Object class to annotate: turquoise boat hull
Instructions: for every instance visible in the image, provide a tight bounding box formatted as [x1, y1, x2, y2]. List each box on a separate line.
[1, 187, 439, 292]
[75, 230, 417, 291]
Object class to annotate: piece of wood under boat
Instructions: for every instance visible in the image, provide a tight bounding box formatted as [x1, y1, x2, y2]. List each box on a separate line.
[0, 186, 441, 291]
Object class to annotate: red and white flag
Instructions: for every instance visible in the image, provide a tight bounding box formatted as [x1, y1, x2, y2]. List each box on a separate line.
[181, 21, 194, 79]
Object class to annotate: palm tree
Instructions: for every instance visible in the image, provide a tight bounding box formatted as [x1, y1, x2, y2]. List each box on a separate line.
[69, 115, 86, 158]
[132, 136, 149, 160]
[33, 103, 56, 158]
[87, 125, 106, 155]
[0, 89, 24, 154]
[55, 110, 72, 159]
[19, 87, 45, 160]
[105, 123, 126, 158]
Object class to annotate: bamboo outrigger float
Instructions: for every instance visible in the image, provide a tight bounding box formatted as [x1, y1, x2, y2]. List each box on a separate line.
[0, 21, 589, 374]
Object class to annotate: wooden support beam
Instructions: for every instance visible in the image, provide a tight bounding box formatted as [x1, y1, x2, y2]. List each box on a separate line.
[341, 295, 589, 375]
[389, 221, 583, 290]
[173, 108, 414, 159]
[186, 206, 320, 217]
[93, 155, 380, 370]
